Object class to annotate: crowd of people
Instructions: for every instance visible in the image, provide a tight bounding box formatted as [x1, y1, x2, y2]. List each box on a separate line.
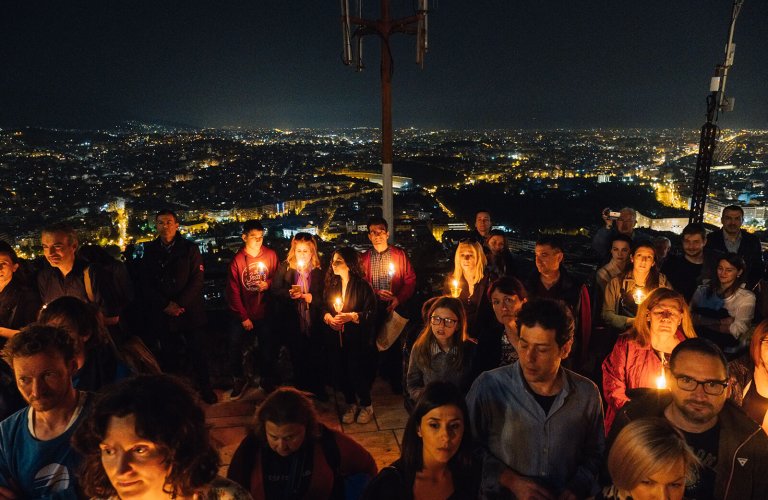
[0, 204, 767, 499]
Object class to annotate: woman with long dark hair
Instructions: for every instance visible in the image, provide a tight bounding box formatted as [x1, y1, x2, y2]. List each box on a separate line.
[406, 297, 473, 404]
[603, 242, 669, 331]
[323, 247, 377, 424]
[729, 319, 768, 433]
[362, 381, 478, 499]
[273, 232, 326, 398]
[691, 253, 756, 352]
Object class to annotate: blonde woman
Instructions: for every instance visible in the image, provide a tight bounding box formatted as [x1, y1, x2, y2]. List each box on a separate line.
[444, 240, 491, 340]
[602, 288, 696, 431]
[273, 232, 326, 399]
[601, 418, 699, 500]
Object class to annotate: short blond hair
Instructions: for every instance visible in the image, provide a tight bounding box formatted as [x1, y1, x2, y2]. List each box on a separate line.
[608, 418, 699, 492]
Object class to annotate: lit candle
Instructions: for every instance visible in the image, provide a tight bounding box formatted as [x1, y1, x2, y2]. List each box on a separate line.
[633, 288, 646, 305]
[297, 259, 305, 271]
[334, 296, 344, 346]
[451, 279, 461, 298]
[388, 262, 395, 292]
[655, 365, 667, 390]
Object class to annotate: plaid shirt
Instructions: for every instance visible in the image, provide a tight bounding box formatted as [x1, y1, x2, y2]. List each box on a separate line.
[369, 247, 392, 292]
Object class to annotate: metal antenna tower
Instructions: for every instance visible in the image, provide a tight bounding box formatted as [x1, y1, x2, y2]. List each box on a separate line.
[340, 0, 430, 240]
[688, 0, 745, 224]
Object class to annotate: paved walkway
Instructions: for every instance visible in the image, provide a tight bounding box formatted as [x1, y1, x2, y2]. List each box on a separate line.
[205, 379, 409, 475]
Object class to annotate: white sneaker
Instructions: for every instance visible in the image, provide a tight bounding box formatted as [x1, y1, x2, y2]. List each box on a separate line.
[342, 404, 358, 424]
[357, 405, 374, 424]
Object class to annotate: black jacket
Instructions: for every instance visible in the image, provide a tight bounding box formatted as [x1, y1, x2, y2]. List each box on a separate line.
[139, 233, 205, 330]
[610, 393, 768, 500]
[323, 274, 377, 346]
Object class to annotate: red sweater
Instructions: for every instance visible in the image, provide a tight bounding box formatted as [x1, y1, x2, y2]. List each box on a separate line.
[226, 246, 278, 322]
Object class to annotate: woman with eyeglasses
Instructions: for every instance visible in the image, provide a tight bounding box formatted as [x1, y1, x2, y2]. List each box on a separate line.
[470, 277, 528, 379]
[406, 297, 474, 406]
[444, 240, 493, 341]
[603, 242, 670, 331]
[729, 319, 768, 433]
[691, 253, 756, 353]
[273, 232, 327, 400]
[602, 288, 696, 432]
[323, 247, 377, 425]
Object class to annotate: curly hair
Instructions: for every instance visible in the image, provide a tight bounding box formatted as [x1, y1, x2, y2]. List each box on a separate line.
[2, 324, 76, 366]
[72, 374, 220, 497]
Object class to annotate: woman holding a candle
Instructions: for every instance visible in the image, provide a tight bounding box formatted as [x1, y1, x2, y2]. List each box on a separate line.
[690, 253, 756, 353]
[602, 242, 670, 331]
[602, 288, 696, 432]
[323, 247, 377, 424]
[444, 240, 492, 340]
[729, 319, 768, 434]
[274, 232, 327, 399]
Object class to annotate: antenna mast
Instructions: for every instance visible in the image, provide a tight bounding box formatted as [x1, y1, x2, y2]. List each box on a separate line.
[688, 0, 744, 224]
[340, 0, 430, 240]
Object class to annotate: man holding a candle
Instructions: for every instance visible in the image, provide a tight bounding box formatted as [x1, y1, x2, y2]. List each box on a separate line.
[610, 338, 768, 500]
[226, 219, 278, 399]
[360, 216, 417, 394]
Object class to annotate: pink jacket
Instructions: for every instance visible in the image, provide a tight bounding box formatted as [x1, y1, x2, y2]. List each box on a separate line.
[602, 330, 685, 432]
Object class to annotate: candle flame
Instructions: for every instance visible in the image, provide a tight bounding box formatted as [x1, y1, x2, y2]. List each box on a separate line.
[335, 297, 342, 306]
[452, 279, 459, 288]
[633, 288, 645, 305]
[656, 375, 667, 389]
[388, 262, 395, 275]
[297, 260, 305, 269]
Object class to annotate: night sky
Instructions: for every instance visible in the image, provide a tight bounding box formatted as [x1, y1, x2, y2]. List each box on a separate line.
[1, 1, 766, 130]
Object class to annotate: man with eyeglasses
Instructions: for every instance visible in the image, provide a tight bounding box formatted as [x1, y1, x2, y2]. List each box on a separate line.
[467, 299, 605, 500]
[225, 219, 278, 399]
[139, 209, 216, 404]
[360, 216, 416, 394]
[609, 338, 768, 500]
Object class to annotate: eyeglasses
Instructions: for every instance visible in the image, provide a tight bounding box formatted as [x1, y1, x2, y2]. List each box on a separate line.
[672, 374, 729, 396]
[430, 315, 458, 327]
